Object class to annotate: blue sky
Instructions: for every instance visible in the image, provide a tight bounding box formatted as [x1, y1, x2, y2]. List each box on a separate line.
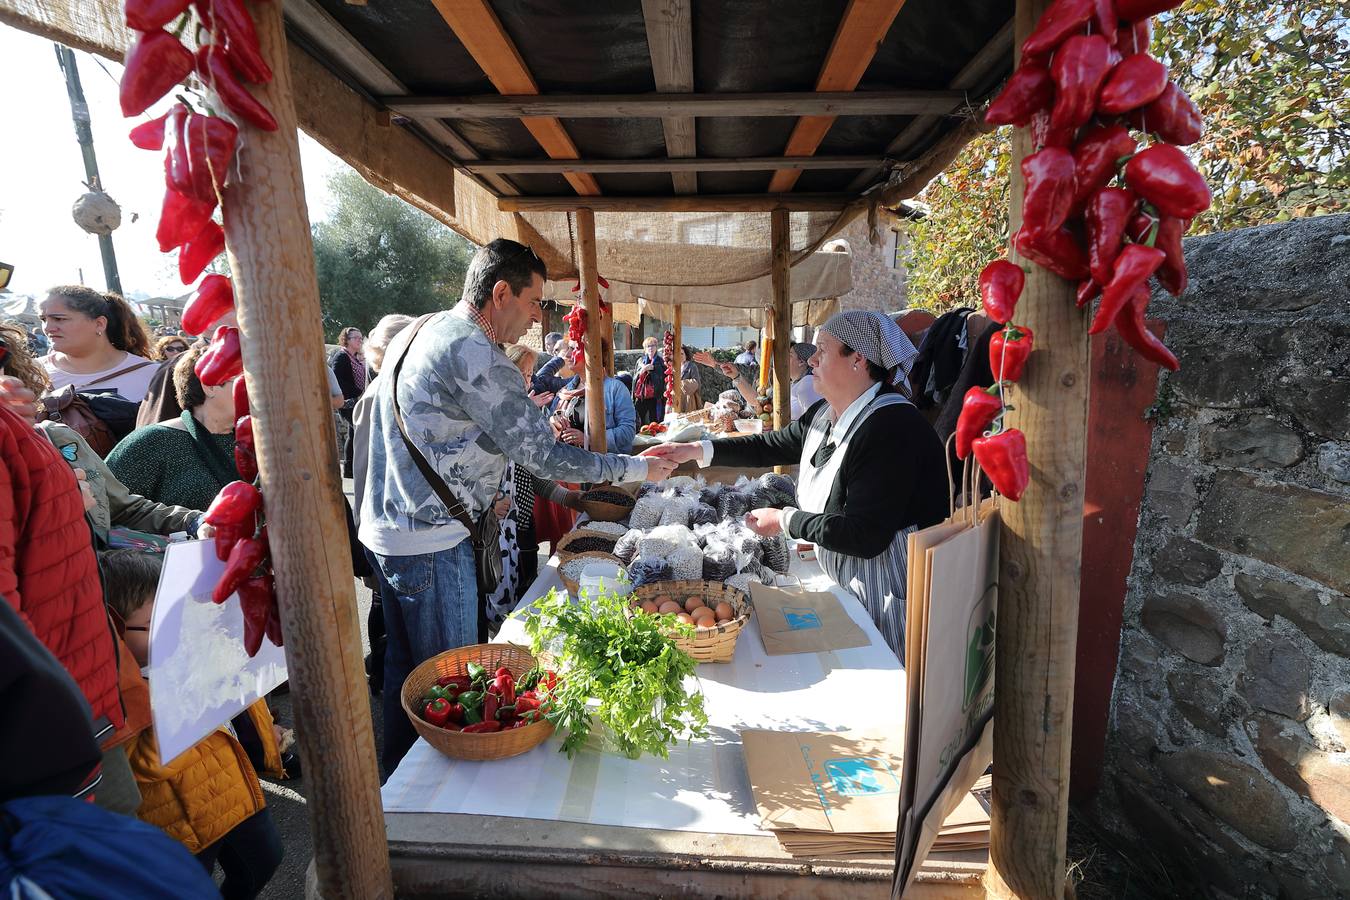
[0, 23, 342, 301]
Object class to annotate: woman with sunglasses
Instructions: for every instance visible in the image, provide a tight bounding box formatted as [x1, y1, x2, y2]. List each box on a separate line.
[39, 285, 157, 403]
[153, 335, 190, 362]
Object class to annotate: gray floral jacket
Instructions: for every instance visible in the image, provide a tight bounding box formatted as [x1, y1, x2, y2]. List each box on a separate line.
[357, 305, 648, 557]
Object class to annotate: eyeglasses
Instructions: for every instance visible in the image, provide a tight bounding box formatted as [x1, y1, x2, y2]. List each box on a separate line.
[0, 338, 9, 371]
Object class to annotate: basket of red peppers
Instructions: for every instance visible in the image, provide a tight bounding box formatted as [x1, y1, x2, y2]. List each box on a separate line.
[400, 643, 557, 761]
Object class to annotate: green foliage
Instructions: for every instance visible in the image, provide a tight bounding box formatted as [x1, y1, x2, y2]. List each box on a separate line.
[517, 586, 709, 760]
[904, 2, 1349, 312]
[311, 169, 476, 340]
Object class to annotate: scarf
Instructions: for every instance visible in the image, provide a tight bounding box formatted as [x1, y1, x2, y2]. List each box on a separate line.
[345, 349, 367, 392]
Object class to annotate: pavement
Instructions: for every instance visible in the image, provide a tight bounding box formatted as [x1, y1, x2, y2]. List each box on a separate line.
[254, 479, 384, 900]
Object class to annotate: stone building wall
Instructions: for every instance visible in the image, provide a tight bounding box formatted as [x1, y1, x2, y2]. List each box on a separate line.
[829, 211, 908, 314]
[1096, 213, 1350, 897]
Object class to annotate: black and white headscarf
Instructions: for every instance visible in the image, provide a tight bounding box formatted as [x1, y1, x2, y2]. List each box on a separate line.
[821, 310, 918, 385]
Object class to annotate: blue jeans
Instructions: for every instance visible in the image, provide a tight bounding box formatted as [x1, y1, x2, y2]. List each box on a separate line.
[370, 541, 478, 776]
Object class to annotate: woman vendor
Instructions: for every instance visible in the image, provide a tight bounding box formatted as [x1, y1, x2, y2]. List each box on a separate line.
[645, 311, 947, 658]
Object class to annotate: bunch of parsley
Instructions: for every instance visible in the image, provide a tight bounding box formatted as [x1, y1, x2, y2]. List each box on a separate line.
[517, 586, 708, 759]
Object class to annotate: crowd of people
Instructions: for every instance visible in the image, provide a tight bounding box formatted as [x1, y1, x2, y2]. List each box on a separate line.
[0, 234, 998, 895]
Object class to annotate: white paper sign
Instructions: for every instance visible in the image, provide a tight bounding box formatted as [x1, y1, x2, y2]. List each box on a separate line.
[149, 540, 286, 764]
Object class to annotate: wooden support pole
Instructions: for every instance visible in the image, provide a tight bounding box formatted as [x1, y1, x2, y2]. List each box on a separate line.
[770, 208, 792, 431]
[983, 0, 1090, 896]
[671, 304, 684, 413]
[576, 208, 607, 452]
[215, 3, 391, 899]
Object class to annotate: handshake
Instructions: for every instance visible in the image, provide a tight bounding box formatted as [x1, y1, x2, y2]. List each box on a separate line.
[637, 441, 702, 482]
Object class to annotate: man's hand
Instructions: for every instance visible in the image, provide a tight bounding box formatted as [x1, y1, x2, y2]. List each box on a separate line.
[744, 508, 784, 537]
[0, 376, 40, 423]
[197, 521, 216, 540]
[73, 468, 97, 512]
[644, 457, 678, 482]
[640, 442, 701, 465]
[562, 489, 585, 511]
[528, 390, 555, 409]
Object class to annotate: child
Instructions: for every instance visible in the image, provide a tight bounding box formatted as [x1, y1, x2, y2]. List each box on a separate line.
[99, 549, 284, 900]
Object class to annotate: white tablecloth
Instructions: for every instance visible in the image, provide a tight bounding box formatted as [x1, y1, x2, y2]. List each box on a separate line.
[381, 555, 905, 837]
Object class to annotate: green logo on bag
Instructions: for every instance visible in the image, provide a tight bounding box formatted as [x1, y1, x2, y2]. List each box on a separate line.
[963, 605, 996, 711]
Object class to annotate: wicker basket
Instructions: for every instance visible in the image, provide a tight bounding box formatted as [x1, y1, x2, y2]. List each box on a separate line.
[555, 528, 620, 561]
[400, 644, 554, 761]
[633, 580, 750, 664]
[557, 551, 625, 596]
[579, 485, 637, 522]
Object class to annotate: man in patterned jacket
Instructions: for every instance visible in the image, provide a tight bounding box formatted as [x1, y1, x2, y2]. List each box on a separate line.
[358, 238, 676, 772]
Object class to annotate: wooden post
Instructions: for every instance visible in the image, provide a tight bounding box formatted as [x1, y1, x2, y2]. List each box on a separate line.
[983, 0, 1090, 895]
[576, 207, 607, 452]
[600, 296, 616, 376]
[671, 304, 684, 413]
[769, 207, 792, 431]
[214, 4, 391, 898]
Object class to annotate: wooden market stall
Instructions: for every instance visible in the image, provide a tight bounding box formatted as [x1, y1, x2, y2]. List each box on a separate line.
[0, 0, 1089, 896]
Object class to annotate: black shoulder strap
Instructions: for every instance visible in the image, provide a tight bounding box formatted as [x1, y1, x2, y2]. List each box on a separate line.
[388, 313, 479, 541]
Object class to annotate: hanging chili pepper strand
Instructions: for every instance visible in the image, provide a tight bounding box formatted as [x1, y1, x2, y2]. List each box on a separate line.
[662, 329, 676, 415]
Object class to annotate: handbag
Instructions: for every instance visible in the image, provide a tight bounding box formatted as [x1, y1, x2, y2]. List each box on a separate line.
[387, 315, 503, 603]
[40, 361, 153, 456]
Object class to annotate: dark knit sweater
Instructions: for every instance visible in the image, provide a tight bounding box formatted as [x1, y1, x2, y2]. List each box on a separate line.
[710, 396, 948, 559]
[105, 411, 238, 512]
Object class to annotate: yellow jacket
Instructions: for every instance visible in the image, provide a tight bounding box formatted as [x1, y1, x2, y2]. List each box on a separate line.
[127, 700, 283, 853]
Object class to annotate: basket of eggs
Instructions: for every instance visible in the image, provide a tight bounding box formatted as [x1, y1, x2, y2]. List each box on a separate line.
[631, 580, 750, 664]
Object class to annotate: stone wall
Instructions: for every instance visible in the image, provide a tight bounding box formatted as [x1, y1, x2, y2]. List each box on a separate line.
[828, 211, 908, 313]
[1096, 213, 1350, 897]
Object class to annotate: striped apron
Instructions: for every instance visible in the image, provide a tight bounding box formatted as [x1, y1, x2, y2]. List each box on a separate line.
[797, 393, 914, 662]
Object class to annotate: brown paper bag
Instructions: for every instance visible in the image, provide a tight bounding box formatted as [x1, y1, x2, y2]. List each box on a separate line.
[750, 582, 870, 655]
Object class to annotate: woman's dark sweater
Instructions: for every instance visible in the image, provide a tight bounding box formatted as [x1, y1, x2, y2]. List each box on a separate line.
[710, 396, 948, 559]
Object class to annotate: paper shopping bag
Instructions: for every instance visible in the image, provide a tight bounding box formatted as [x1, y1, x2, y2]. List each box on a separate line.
[750, 583, 870, 655]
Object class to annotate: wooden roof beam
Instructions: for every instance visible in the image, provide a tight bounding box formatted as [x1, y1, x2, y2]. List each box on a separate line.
[465, 155, 887, 174]
[430, 0, 600, 196]
[381, 90, 963, 120]
[642, 0, 697, 194]
[498, 194, 855, 213]
[767, 0, 909, 193]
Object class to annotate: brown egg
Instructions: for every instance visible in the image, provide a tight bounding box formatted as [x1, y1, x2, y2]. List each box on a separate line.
[684, 597, 706, 613]
[695, 617, 717, 630]
[658, 600, 683, 615]
[714, 601, 734, 622]
[692, 604, 715, 621]
[676, 612, 694, 625]
[640, 600, 659, 614]
[652, 594, 672, 607]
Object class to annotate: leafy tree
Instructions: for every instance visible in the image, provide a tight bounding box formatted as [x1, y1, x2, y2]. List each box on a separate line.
[904, 1, 1349, 312]
[311, 169, 475, 339]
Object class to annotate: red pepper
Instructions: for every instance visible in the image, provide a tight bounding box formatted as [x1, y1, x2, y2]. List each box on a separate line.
[129, 111, 169, 150]
[233, 377, 250, 418]
[182, 273, 235, 334]
[1014, 225, 1089, 281]
[179, 219, 226, 285]
[1029, 109, 1074, 150]
[234, 415, 258, 481]
[193, 0, 272, 84]
[1020, 147, 1077, 233]
[204, 479, 261, 526]
[195, 324, 243, 386]
[1070, 124, 1137, 213]
[422, 697, 452, 728]
[1097, 53, 1169, 115]
[1076, 278, 1102, 309]
[1114, 19, 1151, 55]
[978, 260, 1025, 324]
[1021, 0, 1094, 62]
[237, 573, 272, 655]
[119, 29, 194, 117]
[483, 691, 499, 723]
[1084, 187, 1139, 285]
[437, 675, 473, 691]
[156, 189, 217, 254]
[1131, 82, 1204, 146]
[1124, 144, 1211, 219]
[493, 670, 516, 706]
[985, 64, 1054, 127]
[1153, 215, 1189, 296]
[213, 520, 247, 562]
[989, 324, 1035, 384]
[1088, 0, 1114, 38]
[256, 573, 283, 647]
[1115, 0, 1183, 17]
[196, 45, 278, 132]
[446, 703, 465, 725]
[972, 429, 1030, 502]
[161, 103, 194, 199]
[1114, 285, 1179, 371]
[184, 113, 238, 203]
[461, 722, 503, 734]
[125, 0, 192, 31]
[212, 535, 266, 604]
[541, 671, 558, 692]
[1049, 34, 1116, 134]
[955, 386, 1003, 460]
[1089, 243, 1165, 335]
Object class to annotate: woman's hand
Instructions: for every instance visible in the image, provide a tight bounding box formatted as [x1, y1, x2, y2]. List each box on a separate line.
[528, 389, 554, 409]
[0, 376, 40, 423]
[692, 350, 718, 369]
[493, 494, 512, 519]
[643, 457, 678, 482]
[73, 468, 97, 512]
[744, 508, 784, 537]
[640, 442, 701, 465]
[562, 489, 585, 511]
[561, 427, 584, 446]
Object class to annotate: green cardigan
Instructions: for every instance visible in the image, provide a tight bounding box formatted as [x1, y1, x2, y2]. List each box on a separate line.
[106, 411, 239, 512]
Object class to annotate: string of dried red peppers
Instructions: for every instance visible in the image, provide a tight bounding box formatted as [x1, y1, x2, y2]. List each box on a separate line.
[960, 0, 1208, 502]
